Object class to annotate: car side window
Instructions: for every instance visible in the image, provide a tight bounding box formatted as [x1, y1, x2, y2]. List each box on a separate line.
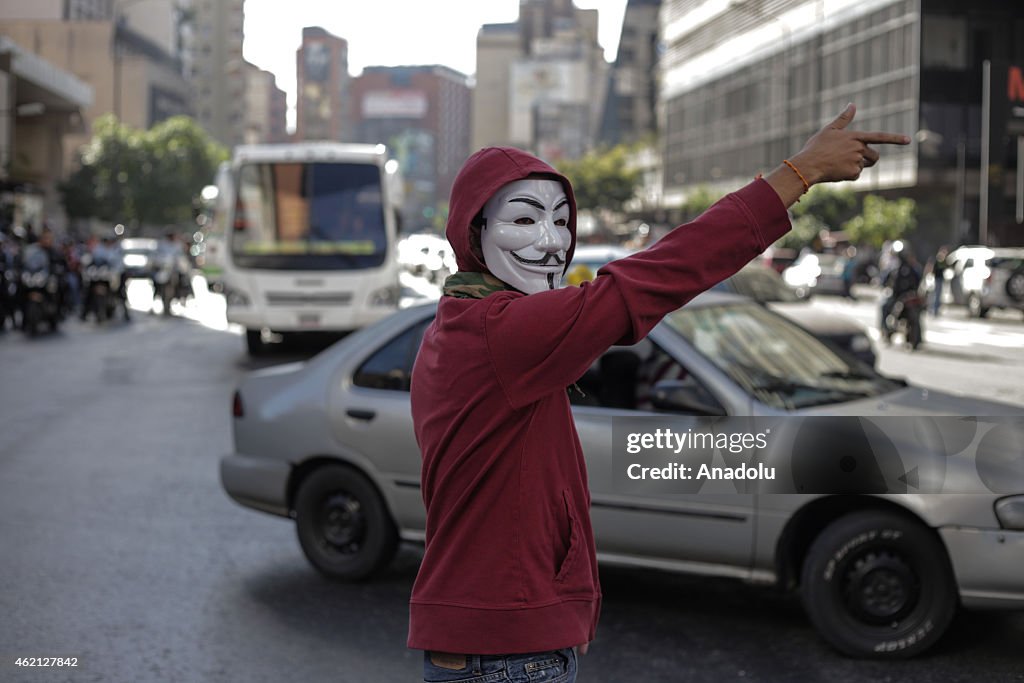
[353, 318, 432, 392]
[571, 339, 723, 415]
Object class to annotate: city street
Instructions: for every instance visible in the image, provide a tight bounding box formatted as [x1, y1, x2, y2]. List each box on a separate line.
[1, 286, 1023, 683]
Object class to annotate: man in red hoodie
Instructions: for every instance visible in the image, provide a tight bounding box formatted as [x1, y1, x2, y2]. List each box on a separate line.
[409, 104, 908, 681]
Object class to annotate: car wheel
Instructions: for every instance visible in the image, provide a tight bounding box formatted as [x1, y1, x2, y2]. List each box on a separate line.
[1006, 268, 1024, 303]
[294, 465, 398, 581]
[967, 293, 989, 318]
[800, 510, 956, 659]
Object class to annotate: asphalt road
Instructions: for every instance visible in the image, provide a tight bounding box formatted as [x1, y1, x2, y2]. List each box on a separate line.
[1, 298, 1023, 683]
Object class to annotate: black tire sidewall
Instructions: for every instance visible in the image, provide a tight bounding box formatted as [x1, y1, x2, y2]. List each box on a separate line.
[294, 465, 398, 581]
[800, 511, 957, 659]
[1006, 269, 1024, 303]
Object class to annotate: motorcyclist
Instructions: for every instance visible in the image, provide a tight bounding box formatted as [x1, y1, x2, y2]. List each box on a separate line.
[83, 234, 130, 321]
[879, 240, 922, 339]
[152, 231, 192, 308]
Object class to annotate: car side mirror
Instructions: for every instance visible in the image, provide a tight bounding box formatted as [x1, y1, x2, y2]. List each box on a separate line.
[651, 380, 726, 416]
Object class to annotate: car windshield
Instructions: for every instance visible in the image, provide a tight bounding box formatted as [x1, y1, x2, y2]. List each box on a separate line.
[231, 161, 387, 270]
[729, 267, 801, 302]
[663, 302, 899, 409]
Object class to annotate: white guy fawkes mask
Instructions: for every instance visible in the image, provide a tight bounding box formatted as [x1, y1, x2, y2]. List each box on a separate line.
[480, 178, 572, 294]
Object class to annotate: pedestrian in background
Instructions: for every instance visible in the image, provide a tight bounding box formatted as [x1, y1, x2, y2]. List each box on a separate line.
[925, 244, 949, 316]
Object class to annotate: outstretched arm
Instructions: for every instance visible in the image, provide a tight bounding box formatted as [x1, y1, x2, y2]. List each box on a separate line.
[764, 103, 911, 207]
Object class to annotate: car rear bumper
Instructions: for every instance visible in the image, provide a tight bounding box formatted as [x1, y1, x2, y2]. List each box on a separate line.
[940, 526, 1024, 609]
[220, 453, 291, 518]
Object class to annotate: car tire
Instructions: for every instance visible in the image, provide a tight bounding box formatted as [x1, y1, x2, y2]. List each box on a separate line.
[1006, 268, 1024, 303]
[294, 464, 399, 581]
[800, 510, 957, 659]
[967, 293, 989, 318]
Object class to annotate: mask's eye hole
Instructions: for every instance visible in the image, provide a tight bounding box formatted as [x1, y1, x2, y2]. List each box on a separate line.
[554, 218, 567, 227]
[514, 217, 535, 225]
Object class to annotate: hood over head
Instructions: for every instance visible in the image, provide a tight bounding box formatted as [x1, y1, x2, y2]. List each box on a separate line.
[445, 147, 577, 275]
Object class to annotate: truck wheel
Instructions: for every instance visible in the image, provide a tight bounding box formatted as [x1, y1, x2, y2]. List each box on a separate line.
[245, 329, 265, 355]
[294, 465, 398, 581]
[800, 510, 956, 659]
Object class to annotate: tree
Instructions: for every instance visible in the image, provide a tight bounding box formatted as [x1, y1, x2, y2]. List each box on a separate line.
[842, 194, 917, 249]
[775, 185, 859, 250]
[554, 145, 641, 213]
[61, 114, 227, 229]
[679, 186, 723, 221]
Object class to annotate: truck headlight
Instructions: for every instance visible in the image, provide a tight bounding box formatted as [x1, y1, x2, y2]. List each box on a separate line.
[370, 285, 399, 307]
[995, 496, 1024, 530]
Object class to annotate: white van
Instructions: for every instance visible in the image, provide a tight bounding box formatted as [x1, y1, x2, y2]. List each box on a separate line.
[206, 143, 402, 354]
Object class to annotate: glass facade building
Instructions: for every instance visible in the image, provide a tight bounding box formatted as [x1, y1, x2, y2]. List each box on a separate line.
[660, 0, 1024, 247]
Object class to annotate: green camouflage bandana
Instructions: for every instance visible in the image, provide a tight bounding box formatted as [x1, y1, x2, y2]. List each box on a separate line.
[442, 272, 516, 299]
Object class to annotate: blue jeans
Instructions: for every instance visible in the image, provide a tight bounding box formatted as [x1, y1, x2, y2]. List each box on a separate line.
[423, 648, 577, 682]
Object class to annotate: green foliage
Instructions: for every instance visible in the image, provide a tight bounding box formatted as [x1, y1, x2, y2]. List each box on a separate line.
[555, 145, 641, 213]
[842, 194, 917, 249]
[775, 185, 860, 250]
[61, 114, 228, 227]
[679, 186, 723, 221]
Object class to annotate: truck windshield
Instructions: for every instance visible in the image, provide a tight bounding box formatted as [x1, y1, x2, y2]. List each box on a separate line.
[231, 161, 388, 270]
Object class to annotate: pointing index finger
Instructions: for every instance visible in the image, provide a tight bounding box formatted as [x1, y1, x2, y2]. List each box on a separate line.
[853, 131, 912, 145]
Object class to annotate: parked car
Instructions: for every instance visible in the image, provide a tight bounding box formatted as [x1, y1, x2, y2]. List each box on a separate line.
[563, 244, 634, 285]
[947, 246, 1024, 319]
[220, 293, 1023, 659]
[782, 251, 849, 298]
[714, 262, 876, 366]
[120, 238, 159, 280]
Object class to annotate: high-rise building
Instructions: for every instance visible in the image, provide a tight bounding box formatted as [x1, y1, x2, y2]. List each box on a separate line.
[295, 26, 352, 142]
[351, 65, 472, 231]
[659, 0, 1023, 247]
[472, 0, 609, 160]
[598, 0, 661, 146]
[242, 61, 288, 144]
[0, 2, 190, 163]
[190, 0, 246, 148]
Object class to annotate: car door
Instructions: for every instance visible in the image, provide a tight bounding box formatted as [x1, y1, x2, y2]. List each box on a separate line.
[330, 312, 433, 536]
[571, 334, 757, 578]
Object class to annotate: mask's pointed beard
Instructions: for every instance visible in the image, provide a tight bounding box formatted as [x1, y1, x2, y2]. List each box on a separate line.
[547, 273, 555, 289]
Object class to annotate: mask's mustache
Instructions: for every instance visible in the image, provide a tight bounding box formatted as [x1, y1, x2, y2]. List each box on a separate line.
[512, 251, 565, 266]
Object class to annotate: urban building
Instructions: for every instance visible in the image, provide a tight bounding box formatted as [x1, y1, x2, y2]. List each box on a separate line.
[659, 0, 1023, 247]
[190, 0, 246, 147]
[472, 0, 609, 160]
[295, 26, 352, 143]
[0, 7, 190, 165]
[0, 37, 93, 233]
[242, 61, 288, 144]
[350, 65, 472, 231]
[598, 0, 661, 146]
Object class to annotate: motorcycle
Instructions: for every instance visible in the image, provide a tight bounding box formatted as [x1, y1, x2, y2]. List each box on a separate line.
[81, 256, 121, 323]
[20, 246, 62, 336]
[884, 291, 925, 350]
[151, 253, 192, 315]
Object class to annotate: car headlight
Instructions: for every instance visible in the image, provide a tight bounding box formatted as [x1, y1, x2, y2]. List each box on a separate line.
[995, 496, 1024, 530]
[370, 284, 400, 307]
[849, 334, 872, 353]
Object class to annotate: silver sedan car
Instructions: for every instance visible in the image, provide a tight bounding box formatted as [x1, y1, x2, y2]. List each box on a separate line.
[220, 292, 1024, 659]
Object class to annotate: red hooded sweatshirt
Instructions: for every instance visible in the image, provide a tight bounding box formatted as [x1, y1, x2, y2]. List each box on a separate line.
[408, 147, 790, 655]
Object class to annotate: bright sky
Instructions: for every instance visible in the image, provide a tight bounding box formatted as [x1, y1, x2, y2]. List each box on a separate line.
[243, 0, 629, 123]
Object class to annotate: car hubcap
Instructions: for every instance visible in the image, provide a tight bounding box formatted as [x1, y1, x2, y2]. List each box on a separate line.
[843, 550, 918, 625]
[319, 492, 365, 554]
